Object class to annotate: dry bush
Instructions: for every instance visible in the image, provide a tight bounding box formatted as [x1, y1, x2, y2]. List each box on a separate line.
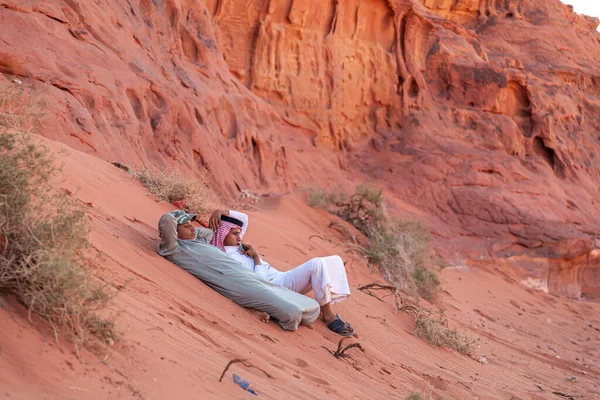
[405, 392, 444, 400]
[0, 85, 114, 349]
[307, 185, 440, 301]
[359, 283, 474, 355]
[412, 308, 474, 355]
[336, 185, 386, 234]
[365, 219, 440, 301]
[305, 187, 346, 210]
[130, 168, 216, 215]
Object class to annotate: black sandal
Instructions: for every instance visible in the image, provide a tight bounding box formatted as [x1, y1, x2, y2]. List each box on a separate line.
[327, 316, 355, 337]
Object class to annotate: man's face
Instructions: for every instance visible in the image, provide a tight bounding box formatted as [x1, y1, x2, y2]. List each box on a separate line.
[177, 221, 196, 240]
[223, 228, 242, 246]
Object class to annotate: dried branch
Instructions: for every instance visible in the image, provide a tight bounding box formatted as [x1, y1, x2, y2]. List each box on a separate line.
[322, 337, 365, 359]
[284, 243, 307, 255]
[218, 358, 274, 382]
[357, 282, 418, 314]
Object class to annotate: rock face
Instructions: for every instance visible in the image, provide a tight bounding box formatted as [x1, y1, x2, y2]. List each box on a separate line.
[1, 0, 600, 295]
[0, 0, 308, 196]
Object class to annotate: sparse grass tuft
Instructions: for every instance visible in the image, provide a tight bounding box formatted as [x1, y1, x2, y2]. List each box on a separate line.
[305, 187, 346, 210]
[412, 308, 474, 355]
[306, 185, 440, 301]
[130, 168, 216, 215]
[358, 283, 475, 355]
[405, 392, 444, 400]
[0, 85, 114, 349]
[364, 219, 439, 301]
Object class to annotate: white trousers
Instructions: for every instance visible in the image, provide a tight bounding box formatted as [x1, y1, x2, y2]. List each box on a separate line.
[270, 256, 351, 306]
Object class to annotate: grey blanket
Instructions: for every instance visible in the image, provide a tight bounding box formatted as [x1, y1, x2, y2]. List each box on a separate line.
[158, 212, 319, 330]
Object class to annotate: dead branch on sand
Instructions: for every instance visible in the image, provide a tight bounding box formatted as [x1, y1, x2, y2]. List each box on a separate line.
[284, 243, 307, 255]
[218, 359, 274, 382]
[358, 282, 420, 315]
[322, 337, 365, 359]
[552, 391, 581, 400]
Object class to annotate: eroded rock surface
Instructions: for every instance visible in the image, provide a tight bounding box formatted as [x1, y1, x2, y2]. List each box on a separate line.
[1, 0, 600, 295]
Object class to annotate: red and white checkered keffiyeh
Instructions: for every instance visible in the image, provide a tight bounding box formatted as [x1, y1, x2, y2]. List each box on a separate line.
[210, 221, 239, 251]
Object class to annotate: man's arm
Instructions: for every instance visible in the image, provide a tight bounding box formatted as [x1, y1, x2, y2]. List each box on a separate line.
[194, 226, 214, 244]
[158, 212, 178, 256]
[209, 209, 249, 238]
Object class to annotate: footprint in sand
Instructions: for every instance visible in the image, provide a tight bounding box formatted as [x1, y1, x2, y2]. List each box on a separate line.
[295, 358, 308, 368]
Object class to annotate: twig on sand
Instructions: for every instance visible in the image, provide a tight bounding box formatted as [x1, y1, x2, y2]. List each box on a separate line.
[284, 243, 307, 255]
[309, 234, 327, 241]
[366, 315, 387, 325]
[218, 358, 274, 382]
[308, 234, 343, 248]
[358, 282, 416, 314]
[552, 391, 580, 400]
[322, 337, 365, 359]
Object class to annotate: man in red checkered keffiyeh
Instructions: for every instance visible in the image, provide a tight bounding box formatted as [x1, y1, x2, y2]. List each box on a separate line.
[208, 209, 355, 337]
[209, 217, 243, 251]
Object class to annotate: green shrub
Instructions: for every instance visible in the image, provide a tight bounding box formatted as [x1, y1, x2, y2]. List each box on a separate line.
[0, 85, 113, 349]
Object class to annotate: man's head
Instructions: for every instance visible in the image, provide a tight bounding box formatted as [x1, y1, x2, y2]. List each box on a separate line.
[210, 215, 244, 251]
[223, 227, 242, 246]
[173, 210, 197, 240]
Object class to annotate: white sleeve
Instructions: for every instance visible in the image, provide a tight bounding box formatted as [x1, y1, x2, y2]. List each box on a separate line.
[228, 210, 249, 238]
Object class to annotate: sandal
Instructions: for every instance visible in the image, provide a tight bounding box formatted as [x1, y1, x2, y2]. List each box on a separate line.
[327, 316, 355, 337]
[335, 313, 353, 330]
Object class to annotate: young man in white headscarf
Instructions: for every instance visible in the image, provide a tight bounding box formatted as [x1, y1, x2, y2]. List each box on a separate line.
[209, 209, 354, 337]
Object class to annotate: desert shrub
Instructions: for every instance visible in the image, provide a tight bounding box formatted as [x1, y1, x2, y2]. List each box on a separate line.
[129, 168, 216, 215]
[365, 219, 439, 301]
[412, 308, 474, 355]
[405, 392, 444, 400]
[336, 184, 385, 234]
[0, 85, 113, 348]
[359, 283, 474, 355]
[307, 185, 440, 301]
[305, 187, 346, 210]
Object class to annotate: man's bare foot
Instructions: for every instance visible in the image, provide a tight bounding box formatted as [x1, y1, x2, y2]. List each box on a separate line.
[258, 312, 270, 323]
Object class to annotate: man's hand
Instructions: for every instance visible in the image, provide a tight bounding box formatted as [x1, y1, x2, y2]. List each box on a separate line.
[241, 244, 258, 258]
[241, 244, 261, 266]
[209, 210, 228, 231]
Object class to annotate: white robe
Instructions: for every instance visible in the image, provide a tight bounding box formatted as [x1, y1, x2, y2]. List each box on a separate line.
[225, 211, 351, 306]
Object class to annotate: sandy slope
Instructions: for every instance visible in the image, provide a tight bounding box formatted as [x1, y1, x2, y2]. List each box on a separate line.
[1, 138, 599, 400]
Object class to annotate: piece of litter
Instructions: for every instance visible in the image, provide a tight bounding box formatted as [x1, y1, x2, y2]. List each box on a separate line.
[509, 328, 515, 333]
[556, 355, 561, 359]
[477, 355, 488, 364]
[11, 79, 22, 85]
[233, 374, 257, 396]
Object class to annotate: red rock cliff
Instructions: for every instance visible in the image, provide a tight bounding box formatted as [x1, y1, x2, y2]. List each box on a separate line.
[1, 0, 600, 295]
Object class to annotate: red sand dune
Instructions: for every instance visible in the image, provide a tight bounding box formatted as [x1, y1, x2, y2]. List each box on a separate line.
[2, 0, 600, 398]
[1, 138, 598, 399]
[1, 0, 600, 296]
